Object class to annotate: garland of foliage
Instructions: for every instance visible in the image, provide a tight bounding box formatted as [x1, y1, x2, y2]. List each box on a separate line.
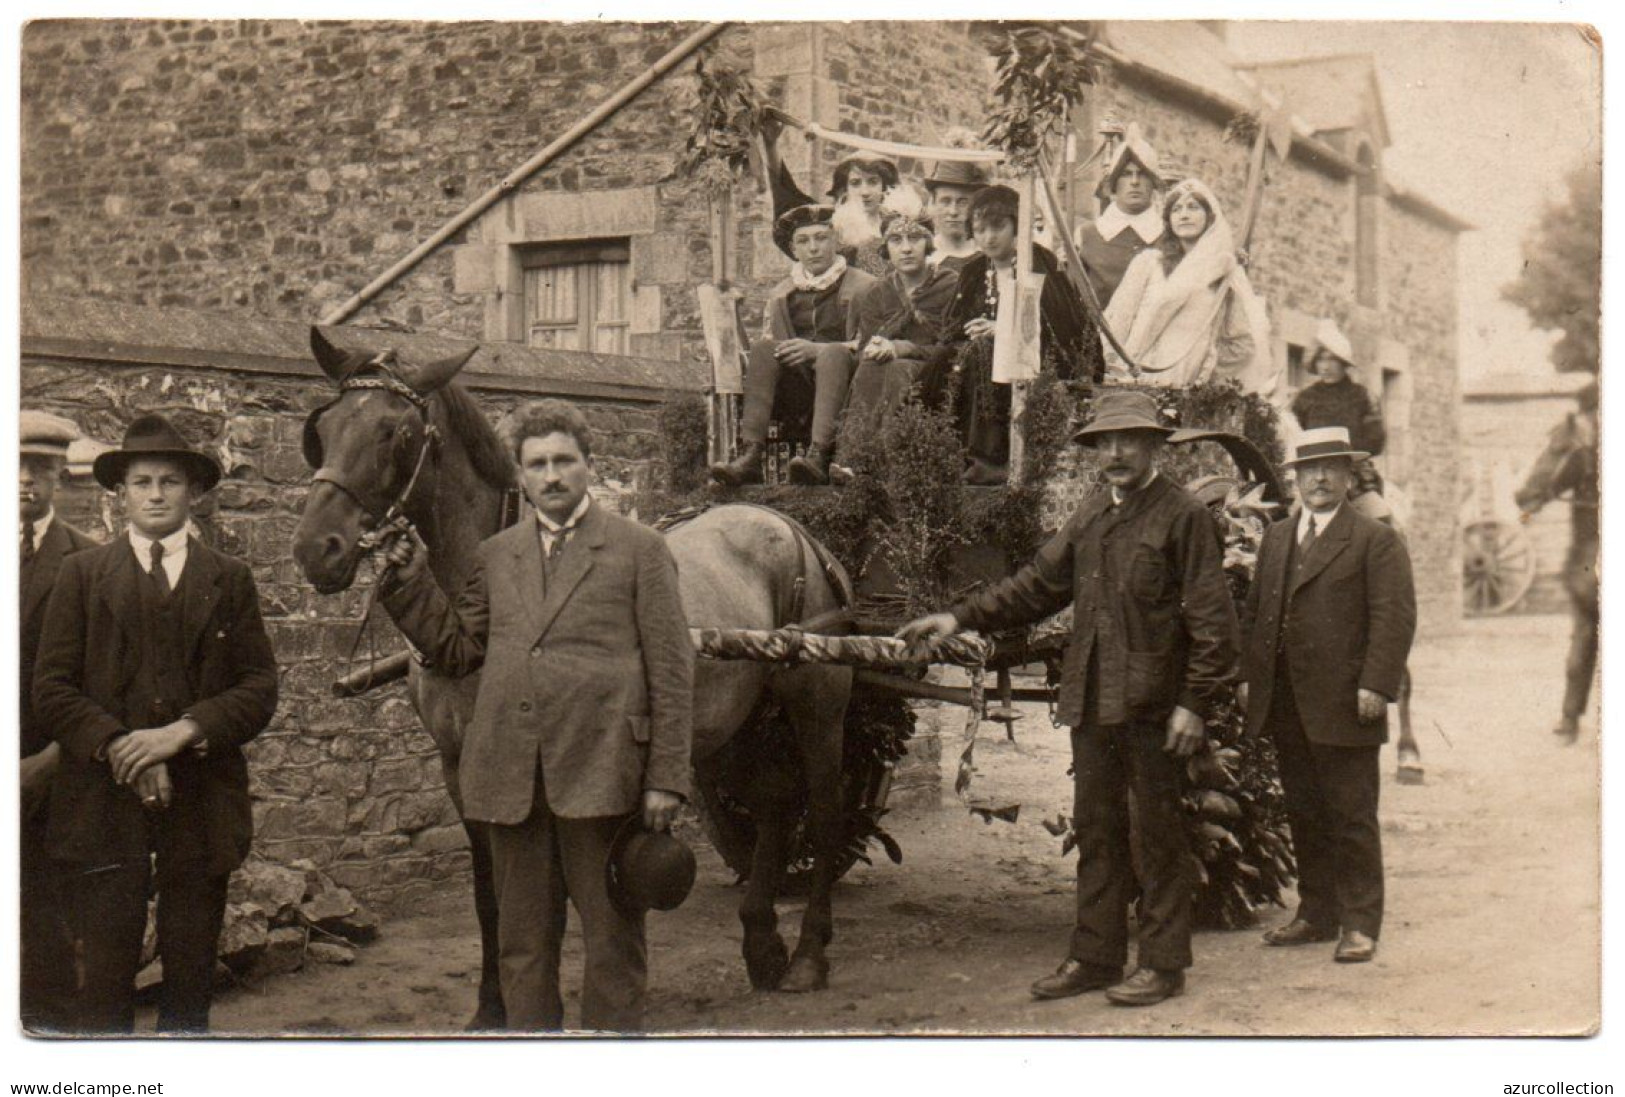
[679, 52, 765, 195]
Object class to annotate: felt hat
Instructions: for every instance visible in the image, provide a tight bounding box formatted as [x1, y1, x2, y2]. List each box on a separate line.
[775, 203, 836, 240]
[1307, 318, 1356, 369]
[19, 410, 81, 460]
[924, 158, 990, 192]
[1282, 426, 1369, 467]
[93, 414, 222, 492]
[606, 818, 697, 917]
[1070, 389, 1176, 446]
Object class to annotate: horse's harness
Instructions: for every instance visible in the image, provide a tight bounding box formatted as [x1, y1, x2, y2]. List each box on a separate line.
[304, 352, 444, 545]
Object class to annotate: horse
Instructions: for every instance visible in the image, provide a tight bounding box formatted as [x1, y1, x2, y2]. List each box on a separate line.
[290, 329, 853, 1013]
[1514, 393, 1599, 744]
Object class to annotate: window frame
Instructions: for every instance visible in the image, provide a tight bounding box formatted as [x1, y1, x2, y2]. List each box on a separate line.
[517, 238, 633, 355]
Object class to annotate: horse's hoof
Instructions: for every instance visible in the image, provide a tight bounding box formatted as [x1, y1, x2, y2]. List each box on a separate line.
[1554, 720, 1580, 745]
[744, 935, 790, 991]
[1396, 764, 1425, 786]
[780, 952, 830, 994]
[464, 1003, 507, 1033]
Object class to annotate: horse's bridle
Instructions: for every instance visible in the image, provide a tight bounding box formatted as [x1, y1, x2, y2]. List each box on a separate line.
[308, 352, 443, 537]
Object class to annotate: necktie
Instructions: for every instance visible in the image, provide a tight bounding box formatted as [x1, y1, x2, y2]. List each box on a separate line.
[21, 518, 36, 568]
[1298, 516, 1318, 563]
[548, 529, 569, 561]
[150, 541, 172, 598]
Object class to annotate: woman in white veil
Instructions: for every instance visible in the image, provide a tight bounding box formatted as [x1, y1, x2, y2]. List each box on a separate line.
[1102, 178, 1280, 402]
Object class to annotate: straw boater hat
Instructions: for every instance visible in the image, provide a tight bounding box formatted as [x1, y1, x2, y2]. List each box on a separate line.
[20, 410, 80, 460]
[1070, 389, 1176, 446]
[605, 818, 697, 917]
[1307, 318, 1356, 369]
[1282, 426, 1369, 467]
[92, 414, 223, 492]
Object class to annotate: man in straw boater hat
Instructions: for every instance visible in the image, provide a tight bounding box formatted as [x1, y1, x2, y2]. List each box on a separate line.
[1239, 427, 1416, 965]
[19, 410, 99, 1032]
[922, 140, 989, 276]
[711, 202, 879, 487]
[1290, 319, 1388, 499]
[898, 389, 1239, 1006]
[32, 414, 279, 1033]
[1076, 125, 1165, 308]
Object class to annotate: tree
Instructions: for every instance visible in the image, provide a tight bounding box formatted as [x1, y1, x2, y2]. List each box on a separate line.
[1503, 160, 1601, 374]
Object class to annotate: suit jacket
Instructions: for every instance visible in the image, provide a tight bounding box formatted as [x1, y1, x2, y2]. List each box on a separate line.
[32, 538, 279, 874]
[21, 516, 100, 758]
[951, 474, 1239, 728]
[1242, 506, 1417, 746]
[381, 502, 694, 825]
[764, 267, 879, 345]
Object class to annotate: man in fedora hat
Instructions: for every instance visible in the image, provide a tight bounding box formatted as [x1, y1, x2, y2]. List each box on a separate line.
[19, 410, 99, 1032]
[923, 155, 989, 276]
[1290, 320, 1387, 499]
[711, 203, 879, 487]
[898, 389, 1239, 1005]
[33, 413, 278, 1033]
[1239, 427, 1416, 964]
[1076, 129, 1164, 308]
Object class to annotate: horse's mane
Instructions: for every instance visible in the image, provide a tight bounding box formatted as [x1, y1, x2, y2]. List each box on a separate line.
[434, 380, 518, 491]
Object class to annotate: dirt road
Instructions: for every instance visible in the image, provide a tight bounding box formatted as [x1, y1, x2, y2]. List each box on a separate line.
[200, 614, 1599, 1037]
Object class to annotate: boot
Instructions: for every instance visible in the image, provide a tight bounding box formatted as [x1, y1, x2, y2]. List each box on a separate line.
[787, 444, 831, 486]
[710, 441, 765, 487]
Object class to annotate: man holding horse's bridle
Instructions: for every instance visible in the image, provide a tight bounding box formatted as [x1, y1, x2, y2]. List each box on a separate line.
[379, 399, 693, 1033]
[899, 388, 1240, 1007]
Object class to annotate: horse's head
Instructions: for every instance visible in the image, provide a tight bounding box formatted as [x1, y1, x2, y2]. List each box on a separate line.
[1515, 406, 1599, 517]
[292, 327, 475, 594]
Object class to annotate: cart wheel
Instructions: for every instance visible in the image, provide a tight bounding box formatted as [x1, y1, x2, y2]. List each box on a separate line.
[1462, 519, 1536, 615]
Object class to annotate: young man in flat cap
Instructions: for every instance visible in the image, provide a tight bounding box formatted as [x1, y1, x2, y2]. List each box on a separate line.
[1240, 427, 1416, 965]
[711, 204, 879, 487]
[899, 389, 1239, 1006]
[33, 414, 278, 1033]
[19, 410, 99, 1032]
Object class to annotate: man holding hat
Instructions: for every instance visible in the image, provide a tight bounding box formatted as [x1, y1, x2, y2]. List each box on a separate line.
[1076, 128, 1165, 308]
[1239, 427, 1416, 964]
[1290, 320, 1387, 498]
[33, 414, 279, 1033]
[19, 410, 99, 1032]
[711, 203, 878, 487]
[898, 389, 1239, 1006]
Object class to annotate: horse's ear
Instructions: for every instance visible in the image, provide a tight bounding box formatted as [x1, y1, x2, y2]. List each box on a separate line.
[310, 327, 352, 382]
[405, 346, 478, 394]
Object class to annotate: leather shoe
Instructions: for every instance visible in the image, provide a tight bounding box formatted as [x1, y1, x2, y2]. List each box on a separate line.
[1104, 967, 1185, 1006]
[1030, 959, 1122, 1001]
[1262, 918, 1338, 947]
[1334, 930, 1377, 963]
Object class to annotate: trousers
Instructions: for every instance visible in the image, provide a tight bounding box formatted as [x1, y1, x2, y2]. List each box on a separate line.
[741, 340, 857, 450]
[21, 805, 76, 1033]
[488, 768, 646, 1032]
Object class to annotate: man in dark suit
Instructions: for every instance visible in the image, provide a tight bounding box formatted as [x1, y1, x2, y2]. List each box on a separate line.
[899, 389, 1239, 1006]
[33, 415, 279, 1033]
[381, 398, 693, 1032]
[19, 410, 99, 1032]
[1239, 427, 1416, 964]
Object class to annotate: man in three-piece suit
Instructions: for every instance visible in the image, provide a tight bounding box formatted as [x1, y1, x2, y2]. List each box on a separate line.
[1239, 427, 1416, 964]
[33, 415, 279, 1033]
[19, 411, 100, 1032]
[381, 398, 693, 1032]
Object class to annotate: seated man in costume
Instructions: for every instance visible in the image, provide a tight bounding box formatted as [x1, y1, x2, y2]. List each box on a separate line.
[922, 139, 989, 276]
[1290, 319, 1387, 499]
[831, 187, 962, 483]
[1076, 127, 1164, 308]
[710, 204, 879, 487]
[940, 184, 1104, 484]
[761, 110, 899, 277]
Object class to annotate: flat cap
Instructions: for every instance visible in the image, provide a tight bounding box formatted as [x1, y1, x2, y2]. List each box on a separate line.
[20, 410, 81, 458]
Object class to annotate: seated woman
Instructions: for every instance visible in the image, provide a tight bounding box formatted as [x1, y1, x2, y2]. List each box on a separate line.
[830, 187, 961, 483]
[941, 184, 1103, 484]
[1102, 178, 1277, 400]
[762, 111, 898, 277]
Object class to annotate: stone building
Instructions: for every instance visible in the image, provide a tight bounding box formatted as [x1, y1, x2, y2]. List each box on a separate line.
[20, 20, 1467, 907]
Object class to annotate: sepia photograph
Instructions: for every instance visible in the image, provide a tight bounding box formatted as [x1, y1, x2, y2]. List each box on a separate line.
[4, 2, 1612, 1089]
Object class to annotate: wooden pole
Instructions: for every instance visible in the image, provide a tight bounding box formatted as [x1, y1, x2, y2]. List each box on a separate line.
[1008, 171, 1039, 485]
[321, 21, 729, 326]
